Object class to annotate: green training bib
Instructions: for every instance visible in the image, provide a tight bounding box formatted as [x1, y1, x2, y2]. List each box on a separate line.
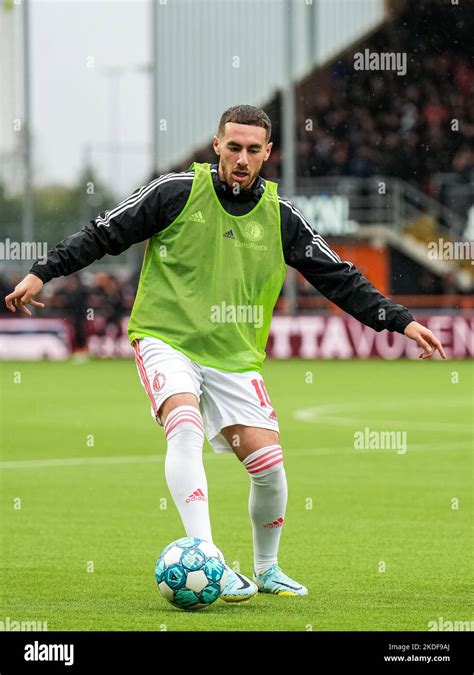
[128, 162, 287, 372]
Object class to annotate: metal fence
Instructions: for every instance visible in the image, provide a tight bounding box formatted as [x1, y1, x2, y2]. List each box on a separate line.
[295, 176, 468, 239]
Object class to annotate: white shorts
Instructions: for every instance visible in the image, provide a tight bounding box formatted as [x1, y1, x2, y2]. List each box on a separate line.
[132, 336, 280, 453]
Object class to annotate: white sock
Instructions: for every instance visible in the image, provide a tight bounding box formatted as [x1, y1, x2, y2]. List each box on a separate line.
[164, 405, 213, 543]
[243, 445, 287, 576]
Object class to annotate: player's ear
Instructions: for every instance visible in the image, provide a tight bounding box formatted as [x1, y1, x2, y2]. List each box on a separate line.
[212, 135, 220, 155]
[264, 141, 273, 161]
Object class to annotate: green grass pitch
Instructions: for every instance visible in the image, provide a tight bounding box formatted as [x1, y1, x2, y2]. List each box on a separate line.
[0, 358, 472, 631]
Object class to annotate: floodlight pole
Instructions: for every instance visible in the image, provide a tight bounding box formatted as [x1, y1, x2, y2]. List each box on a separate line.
[21, 0, 34, 267]
[282, 0, 297, 313]
[151, 0, 159, 175]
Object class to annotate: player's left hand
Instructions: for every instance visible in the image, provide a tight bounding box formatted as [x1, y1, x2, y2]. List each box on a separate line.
[403, 321, 446, 360]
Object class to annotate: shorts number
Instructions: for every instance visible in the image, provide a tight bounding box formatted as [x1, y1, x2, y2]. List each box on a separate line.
[251, 378, 272, 407]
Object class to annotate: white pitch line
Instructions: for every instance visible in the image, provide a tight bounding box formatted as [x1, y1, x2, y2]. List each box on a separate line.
[294, 401, 474, 433]
[0, 454, 166, 470]
[294, 415, 473, 433]
[0, 452, 237, 470]
[0, 441, 470, 470]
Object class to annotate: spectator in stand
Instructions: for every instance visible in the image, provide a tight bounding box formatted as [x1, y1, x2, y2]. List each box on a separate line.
[51, 274, 88, 356]
[89, 272, 125, 339]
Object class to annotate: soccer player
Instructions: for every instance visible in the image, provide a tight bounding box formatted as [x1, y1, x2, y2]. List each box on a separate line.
[5, 105, 446, 602]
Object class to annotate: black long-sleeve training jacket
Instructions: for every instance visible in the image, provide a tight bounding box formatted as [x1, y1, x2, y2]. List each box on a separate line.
[29, 162, 414, 334]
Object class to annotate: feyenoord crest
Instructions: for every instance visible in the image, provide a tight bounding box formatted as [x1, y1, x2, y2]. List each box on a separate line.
[243, 221, 263, 242]
[152, 371, 166, 392]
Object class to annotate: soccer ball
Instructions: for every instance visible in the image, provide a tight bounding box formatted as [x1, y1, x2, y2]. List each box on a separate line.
[155, 537, 228, 610]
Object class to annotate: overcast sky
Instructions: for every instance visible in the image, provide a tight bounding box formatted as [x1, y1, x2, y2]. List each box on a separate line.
[32, 0, 151, 198]
[26, 0, 384, 201]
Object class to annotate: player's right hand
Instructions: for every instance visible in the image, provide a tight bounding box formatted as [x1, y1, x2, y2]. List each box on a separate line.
[5, 273, 45, 317]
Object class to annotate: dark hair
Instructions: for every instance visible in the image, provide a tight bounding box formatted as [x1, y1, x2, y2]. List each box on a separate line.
[218, 105, 271, 142]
